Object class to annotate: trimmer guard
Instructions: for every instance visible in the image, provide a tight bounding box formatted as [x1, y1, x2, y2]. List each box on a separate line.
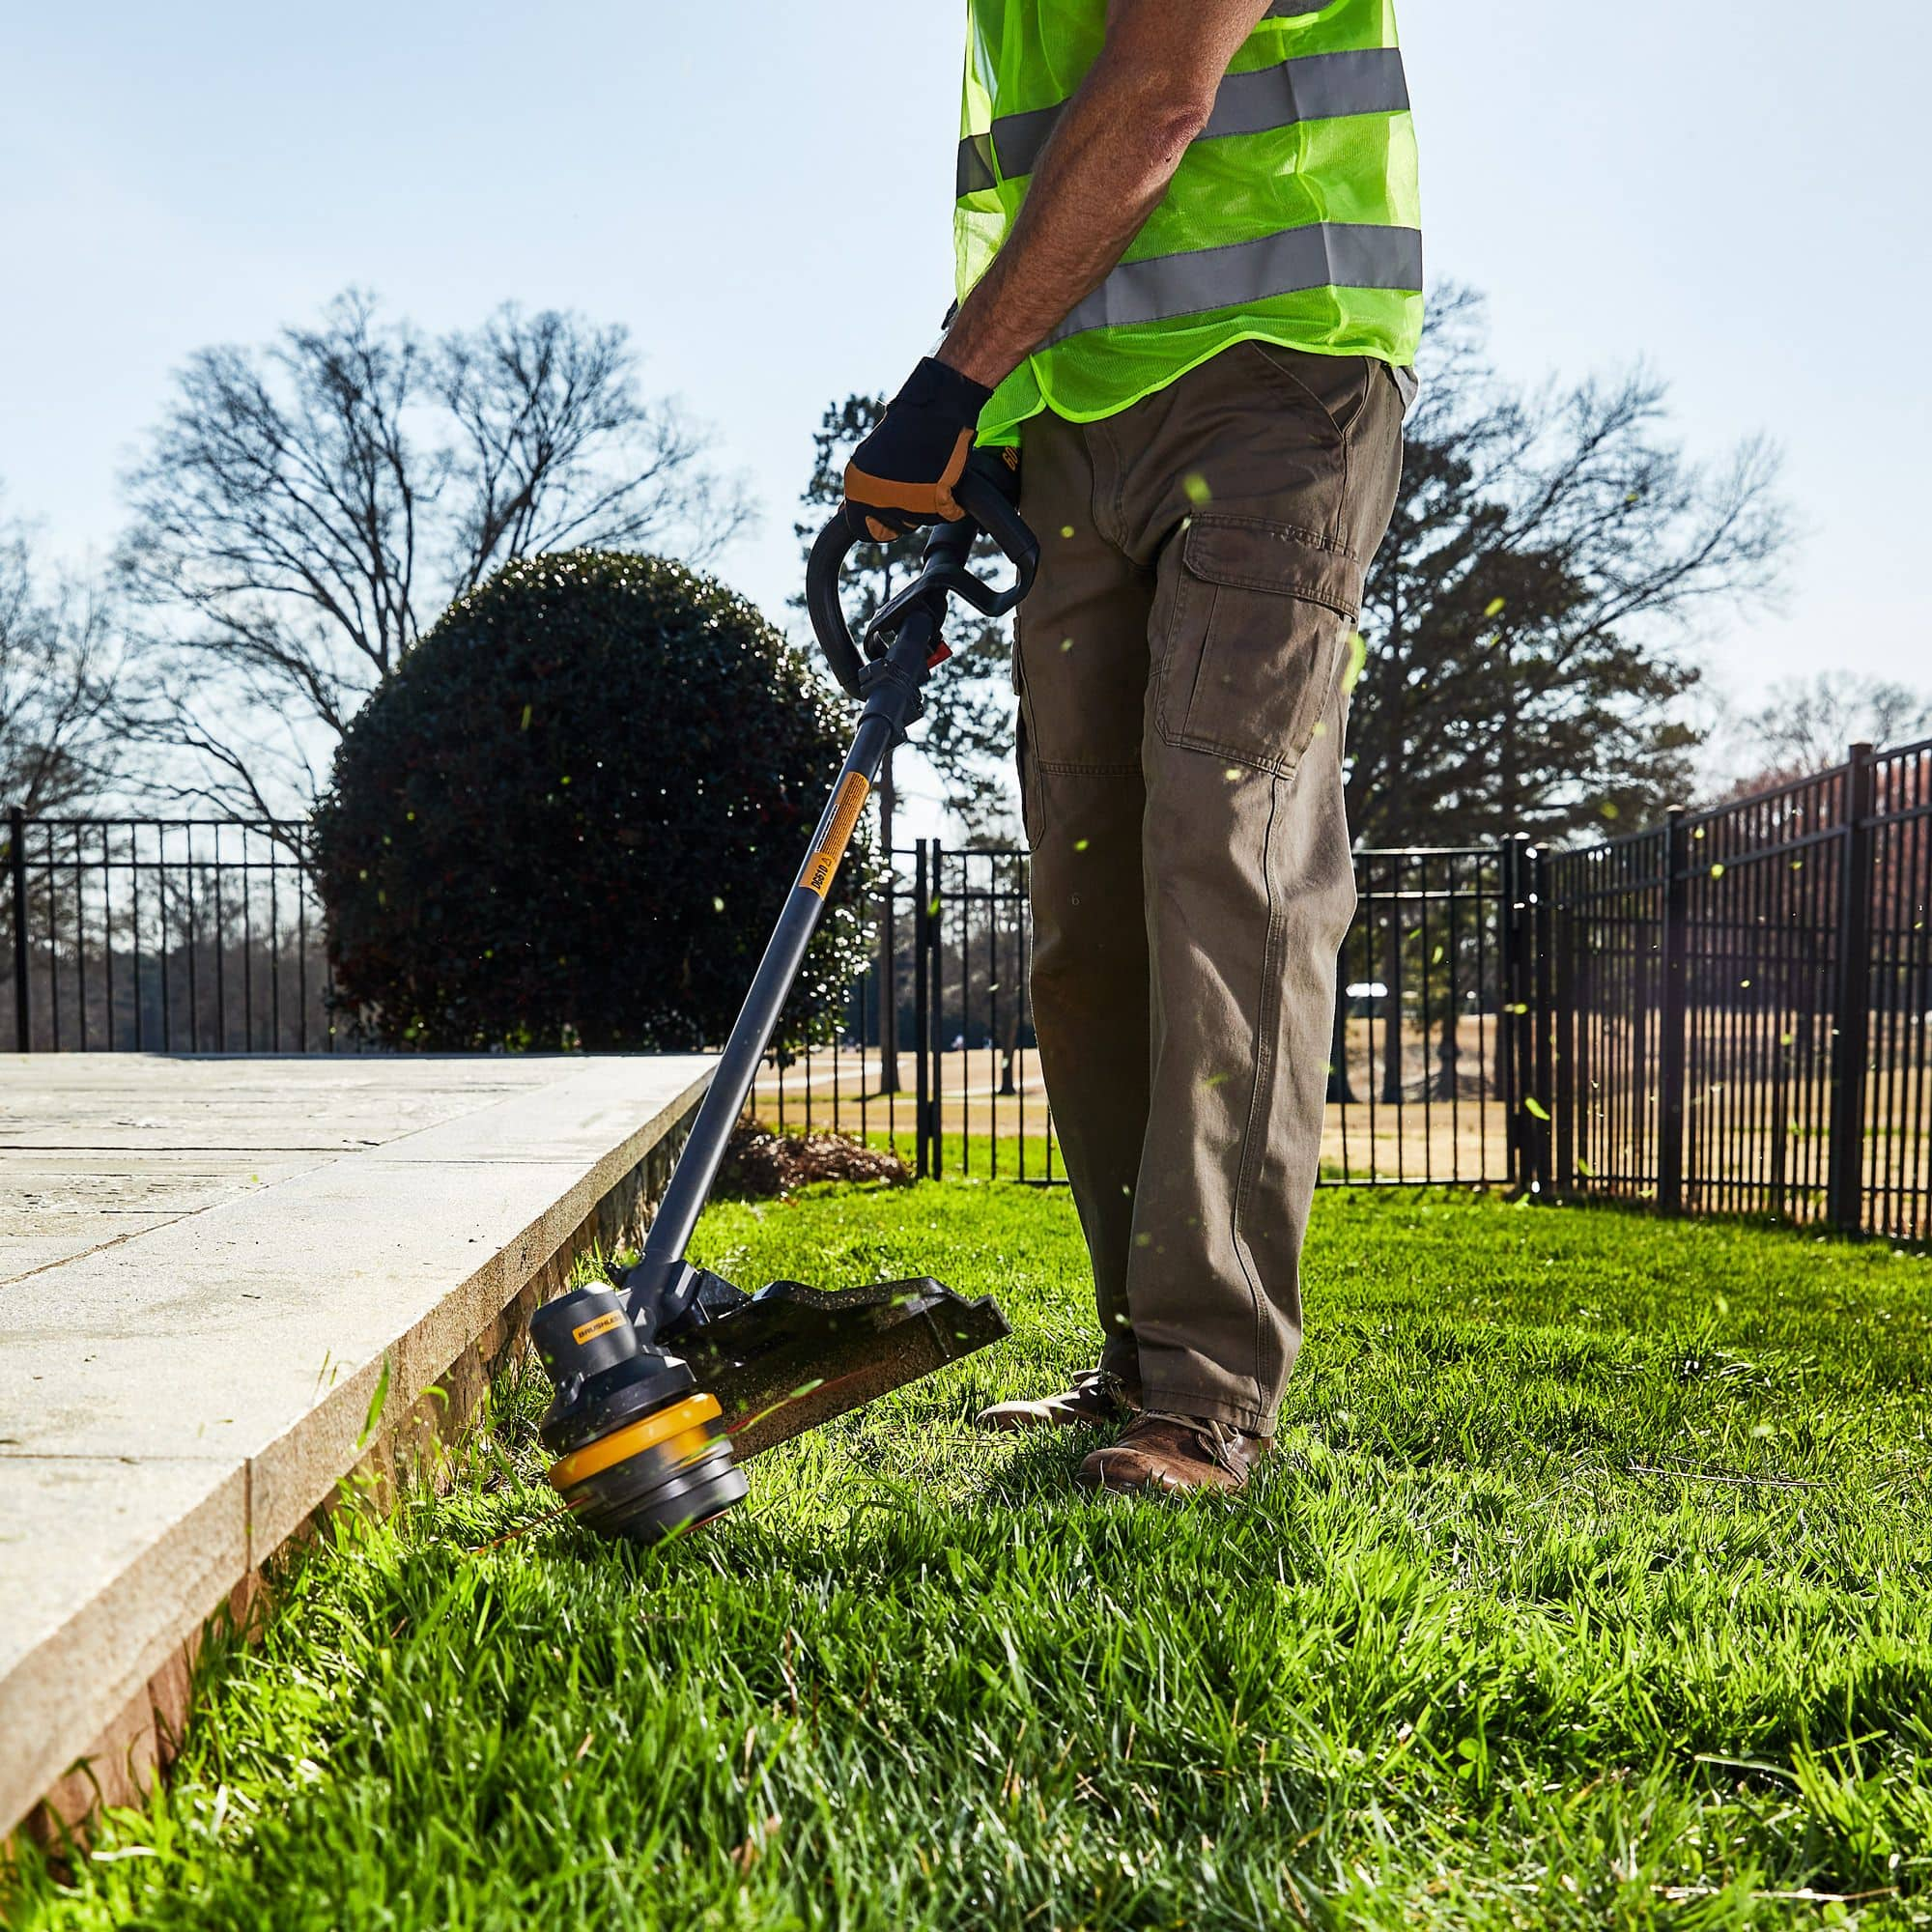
[674, 1278, 1009, 1460]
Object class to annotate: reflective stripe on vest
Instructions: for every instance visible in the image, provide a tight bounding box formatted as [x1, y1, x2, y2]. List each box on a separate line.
[1047, 221, 1423, 345]
[956, 46, 1410, 198]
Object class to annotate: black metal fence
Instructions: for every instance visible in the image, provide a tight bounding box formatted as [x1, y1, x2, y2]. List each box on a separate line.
[1543, 739, 1930, 1243]
[2, 811, 340, 1054]
[753, 841, 1521, 1192]
[753, 739, 1930, 1240]
[7, 737, 1928, 1240]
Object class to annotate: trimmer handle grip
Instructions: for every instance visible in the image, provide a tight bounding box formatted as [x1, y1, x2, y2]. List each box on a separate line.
[805, 462, 1039, 700]
[806, 507, 871, 699]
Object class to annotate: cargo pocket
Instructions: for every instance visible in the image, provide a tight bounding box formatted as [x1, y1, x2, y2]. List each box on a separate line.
[1012, 627, 1041, 847]
[1156, 514, 1364, 777]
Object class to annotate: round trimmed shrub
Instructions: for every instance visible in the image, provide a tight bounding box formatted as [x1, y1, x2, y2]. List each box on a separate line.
[312, 550, 869, 1051]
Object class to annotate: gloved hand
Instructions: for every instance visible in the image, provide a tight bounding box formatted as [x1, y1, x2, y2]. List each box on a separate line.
[844, 356, 995, 541]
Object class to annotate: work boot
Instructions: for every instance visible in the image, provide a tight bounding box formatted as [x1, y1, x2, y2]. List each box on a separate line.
[1078, 1411, 1270, 1494]
[975, 1367, 1140, 1433]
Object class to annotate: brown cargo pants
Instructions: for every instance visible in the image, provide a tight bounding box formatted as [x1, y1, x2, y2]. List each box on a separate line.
[1014, 340, 1405, 1437]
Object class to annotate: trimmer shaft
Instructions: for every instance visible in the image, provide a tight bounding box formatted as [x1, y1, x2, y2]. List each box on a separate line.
[526, 469, 1037, 1548]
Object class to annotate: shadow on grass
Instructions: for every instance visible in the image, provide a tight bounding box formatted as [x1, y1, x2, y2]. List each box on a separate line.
[965, 1426, 1105, 1507]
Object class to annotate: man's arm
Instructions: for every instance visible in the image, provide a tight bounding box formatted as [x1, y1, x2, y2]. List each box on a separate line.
[843, 0, 1269, 533]
[939, 0, 1273, 388]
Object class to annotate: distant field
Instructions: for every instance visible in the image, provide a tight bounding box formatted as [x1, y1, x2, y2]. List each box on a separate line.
[753, 1008, 1930, 1224]
[752, 1035, 1516, 1185]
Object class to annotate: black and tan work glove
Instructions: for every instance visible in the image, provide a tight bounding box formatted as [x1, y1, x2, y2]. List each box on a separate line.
[843, 356, 996, 540]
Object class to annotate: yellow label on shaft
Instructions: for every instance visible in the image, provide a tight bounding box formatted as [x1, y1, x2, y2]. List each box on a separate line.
[798, 772, 871, 898]
[571, 1310, 625, 1347]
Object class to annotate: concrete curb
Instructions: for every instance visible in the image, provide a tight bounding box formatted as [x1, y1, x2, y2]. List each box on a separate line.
[0, 1053, 713, 1841]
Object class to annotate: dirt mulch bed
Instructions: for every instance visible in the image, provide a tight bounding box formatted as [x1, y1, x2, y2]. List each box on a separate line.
[716, 1121, 912, 1199]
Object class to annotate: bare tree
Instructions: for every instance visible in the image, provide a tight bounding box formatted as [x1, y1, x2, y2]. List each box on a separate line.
[117, 291, 753, 815]
[1733, 670, 1932, 780]
[0, 490, 122, 812]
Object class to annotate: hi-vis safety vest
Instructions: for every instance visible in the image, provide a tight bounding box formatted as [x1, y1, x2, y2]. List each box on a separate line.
[956, 0, 1422, 444]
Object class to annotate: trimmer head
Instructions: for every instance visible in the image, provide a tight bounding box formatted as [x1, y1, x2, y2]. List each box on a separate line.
[531, 1288, 751, 1543]
[531, 1274, 1007, 1545]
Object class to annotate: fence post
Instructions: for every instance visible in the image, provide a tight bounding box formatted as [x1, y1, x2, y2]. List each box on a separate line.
[1498, 837, 1550, 1193]
[1518, 841, 1553, 1195]
[1538, 847, 1575, 1195]
[1657, 808, 1690, 1215]
[876, 857, 899, 1096]
[913, 841, 930, 1179]
[926, 840, 945, 1179]
[1827, 743, 1877, 1233]
[1496, 838, 1520, 1183]
[8, 807, 27, 1054]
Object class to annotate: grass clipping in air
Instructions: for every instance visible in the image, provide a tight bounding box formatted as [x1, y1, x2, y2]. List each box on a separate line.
[10, 1185, 1932, 1929]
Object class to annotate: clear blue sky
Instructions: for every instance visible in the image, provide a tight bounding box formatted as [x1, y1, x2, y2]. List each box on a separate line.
[3, 2, 1927, 748]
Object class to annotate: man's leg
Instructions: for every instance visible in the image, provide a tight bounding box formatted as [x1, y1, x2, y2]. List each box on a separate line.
[1009, 406, 1156, 1390]
[1085, 344, 1405, 1478]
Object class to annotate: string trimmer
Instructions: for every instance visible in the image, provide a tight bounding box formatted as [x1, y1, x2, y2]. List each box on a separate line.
[529, 460, 1038, 1544]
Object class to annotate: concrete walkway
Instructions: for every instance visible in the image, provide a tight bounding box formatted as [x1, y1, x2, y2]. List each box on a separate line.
[0, 1052, 712, 1840]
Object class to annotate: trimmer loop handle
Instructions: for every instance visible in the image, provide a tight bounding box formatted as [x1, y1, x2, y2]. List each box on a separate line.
[806, 464, 1039, 700]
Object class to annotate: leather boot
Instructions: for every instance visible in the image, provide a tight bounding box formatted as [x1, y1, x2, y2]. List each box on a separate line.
[1078, 1411, 1270, 1493]
[975, 1367, 1140, 1433]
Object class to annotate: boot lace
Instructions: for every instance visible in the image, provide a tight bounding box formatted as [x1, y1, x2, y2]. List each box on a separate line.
[1139, 1409, 1246, 1477]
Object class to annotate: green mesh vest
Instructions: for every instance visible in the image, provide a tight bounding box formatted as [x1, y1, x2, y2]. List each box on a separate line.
[956, 0, 1423, 444]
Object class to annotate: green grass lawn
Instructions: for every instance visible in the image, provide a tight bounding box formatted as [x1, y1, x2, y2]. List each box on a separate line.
[10, 1183, 1932, 1930]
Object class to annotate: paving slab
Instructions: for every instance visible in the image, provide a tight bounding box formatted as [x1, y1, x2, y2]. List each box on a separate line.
[0, 1051, 713, 1839]
[0, 1152, 325, 1283]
